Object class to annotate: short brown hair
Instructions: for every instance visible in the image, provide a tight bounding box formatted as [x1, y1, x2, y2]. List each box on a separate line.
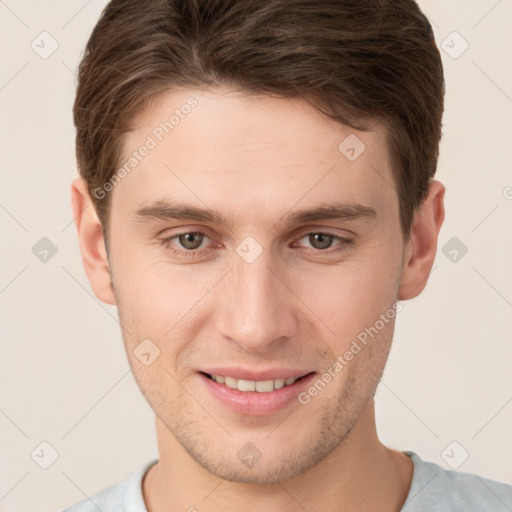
[74, 0, 444, 241]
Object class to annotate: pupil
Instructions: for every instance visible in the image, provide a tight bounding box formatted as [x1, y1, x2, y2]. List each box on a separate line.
[180, 233, 203, 250]
[311, 233, 332, 249]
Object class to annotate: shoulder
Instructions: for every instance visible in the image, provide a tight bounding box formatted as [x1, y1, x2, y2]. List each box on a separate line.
[60, 459, 158, 512]
[62, 481, 125, 512]
[402, 451, 512, 511]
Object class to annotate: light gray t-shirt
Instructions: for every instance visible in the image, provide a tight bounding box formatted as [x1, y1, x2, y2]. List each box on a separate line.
[62, 451, 512, 511]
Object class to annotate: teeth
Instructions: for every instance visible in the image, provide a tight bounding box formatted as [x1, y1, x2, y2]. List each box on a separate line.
[210, 374, 298, 392]
[224, 376, 238, 389]
[274, 378, 285, 389]
[255, 380, 274, 392]
[237, 379, 256, 392]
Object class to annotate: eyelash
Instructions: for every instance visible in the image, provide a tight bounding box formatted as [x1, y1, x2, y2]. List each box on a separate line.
[158, 231, 354, 259]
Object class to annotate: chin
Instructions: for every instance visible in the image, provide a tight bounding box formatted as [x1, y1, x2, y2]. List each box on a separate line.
[197, 457, 313, 485]
[183, 432, 340, 485]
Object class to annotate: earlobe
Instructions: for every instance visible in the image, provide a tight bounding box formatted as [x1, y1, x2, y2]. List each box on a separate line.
[398, 180, 445, 300]
[71, 177, 116, 305]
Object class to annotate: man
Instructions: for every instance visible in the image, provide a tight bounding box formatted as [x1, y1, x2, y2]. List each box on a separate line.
[64, 0, 512, 510]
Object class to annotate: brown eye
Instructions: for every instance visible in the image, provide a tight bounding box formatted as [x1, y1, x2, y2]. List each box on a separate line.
[177, 232, 205, 250]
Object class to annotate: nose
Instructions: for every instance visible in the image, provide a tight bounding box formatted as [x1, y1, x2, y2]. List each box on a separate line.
[214, 246, 298, 353]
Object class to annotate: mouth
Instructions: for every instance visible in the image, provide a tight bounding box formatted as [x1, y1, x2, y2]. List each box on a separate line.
[201, 372, 311, 392]
[198, 370, 316, 415]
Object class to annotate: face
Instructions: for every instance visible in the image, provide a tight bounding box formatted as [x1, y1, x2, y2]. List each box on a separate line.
[106, 87, 405, 483]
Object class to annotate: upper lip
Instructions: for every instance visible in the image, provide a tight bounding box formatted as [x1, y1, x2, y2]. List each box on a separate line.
[200, 368, 313, 381]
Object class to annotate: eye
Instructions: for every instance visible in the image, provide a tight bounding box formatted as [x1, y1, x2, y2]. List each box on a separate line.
[295, 232, 354, 252]
[175, 232, 207, 250]
[159, 231, 211, 257]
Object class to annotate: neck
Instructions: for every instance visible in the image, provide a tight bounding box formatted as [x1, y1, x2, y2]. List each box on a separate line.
[143, 400, 413, 512]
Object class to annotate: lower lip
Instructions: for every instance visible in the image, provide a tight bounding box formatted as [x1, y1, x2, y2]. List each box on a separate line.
[199, 372, 316, 416]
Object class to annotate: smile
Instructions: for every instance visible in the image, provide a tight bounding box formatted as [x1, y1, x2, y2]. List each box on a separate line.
[199, 369, 316, 415]
[205, 373, 301, 393]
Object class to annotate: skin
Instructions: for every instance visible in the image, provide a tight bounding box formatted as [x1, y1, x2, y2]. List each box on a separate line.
[72, 87, 445, 511]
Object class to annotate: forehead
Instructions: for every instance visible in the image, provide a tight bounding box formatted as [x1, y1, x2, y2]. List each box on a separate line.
[111, 87, 397, 229]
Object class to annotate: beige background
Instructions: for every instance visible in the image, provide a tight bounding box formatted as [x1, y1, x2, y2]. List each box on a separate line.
[1, 1, 511, 511]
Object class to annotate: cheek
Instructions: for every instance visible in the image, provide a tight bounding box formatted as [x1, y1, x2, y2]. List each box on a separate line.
[112, 250, 205, 331]
[112, 258, 223, 376]
[291, 255, 400, 342]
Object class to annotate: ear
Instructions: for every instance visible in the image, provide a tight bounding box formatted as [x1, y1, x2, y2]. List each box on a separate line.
[398, 180, 445, 300]
[71, 177, 116, 305]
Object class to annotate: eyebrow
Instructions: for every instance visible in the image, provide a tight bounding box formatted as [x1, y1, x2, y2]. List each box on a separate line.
[133, 199, 377, 227]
